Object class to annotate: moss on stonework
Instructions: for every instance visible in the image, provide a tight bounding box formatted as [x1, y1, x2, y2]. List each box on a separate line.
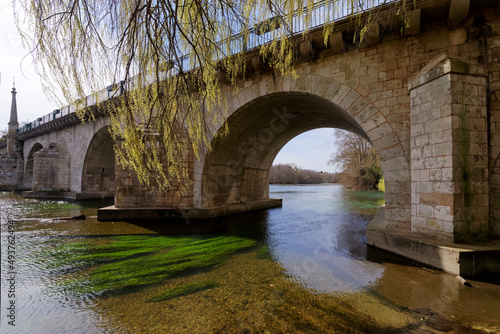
[451, 59, 471, 75]
[42, 235, 256, 295]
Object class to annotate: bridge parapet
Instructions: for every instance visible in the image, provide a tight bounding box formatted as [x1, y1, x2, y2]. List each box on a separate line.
[16, 84, 120, 139]
[15, 0, 401, 138]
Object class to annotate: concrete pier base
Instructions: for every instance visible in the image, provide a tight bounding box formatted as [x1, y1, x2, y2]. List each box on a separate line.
[367, 207, 500, 276]
[97, 198, 282, 221]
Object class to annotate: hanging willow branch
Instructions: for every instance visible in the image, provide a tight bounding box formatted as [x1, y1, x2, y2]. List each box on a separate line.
[15, 0, 405, 191]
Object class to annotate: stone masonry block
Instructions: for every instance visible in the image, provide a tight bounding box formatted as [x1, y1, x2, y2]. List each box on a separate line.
[314, 76, 334, 97]
[428, 131, 444, 144]
[433, 181, 456, 194]
[363, 112, 387, 132]
[417, 181, 433, 193]
[421, 170, 430, 182]
[339, 89, 361, 110]
[356, 104, 378, 124]
[329, 84, 351, 104]
[377, 142, 404, 160]
[366, 122, 393, 142]
[373, 132, 400, 151]
[435, 205, 453, 221]
[412, 216, 428, 230]
[426, 219, 445, 231]
[417, 204, 434, 217]
[425, 155, 453, 169]
[415, 134, 429, 147]
[425, 116, 452, 134]
[348, 97, 370, 116]
[432, 142, 453, 156]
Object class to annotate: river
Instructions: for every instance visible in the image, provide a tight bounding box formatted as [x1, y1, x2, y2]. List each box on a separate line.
[1, 184, 499, 333]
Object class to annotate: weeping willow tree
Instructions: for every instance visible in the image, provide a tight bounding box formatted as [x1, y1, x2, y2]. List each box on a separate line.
[15, 0, 409, 191]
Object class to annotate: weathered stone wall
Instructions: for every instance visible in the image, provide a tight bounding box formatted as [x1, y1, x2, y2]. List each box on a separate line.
[114, 137, 195, 209]
[486, 11, 500, 239]
[82, 166, 115, 193]
[0, 154, 23, 191]
[32, 144, 70, 191]
[22, 117, 110, 193]
[409, 56, 489, 242]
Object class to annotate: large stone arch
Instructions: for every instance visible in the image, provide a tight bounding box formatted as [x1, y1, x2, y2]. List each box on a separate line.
[199, 74, 410, 229]
[81, 126, 115, 198]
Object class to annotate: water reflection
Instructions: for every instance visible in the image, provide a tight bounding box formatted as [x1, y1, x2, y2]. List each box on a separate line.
[265, 184, 386, 293]
[1, 187, 499, 334]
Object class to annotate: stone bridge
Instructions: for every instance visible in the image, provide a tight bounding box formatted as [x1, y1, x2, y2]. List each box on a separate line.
[2, 0, 500, 275]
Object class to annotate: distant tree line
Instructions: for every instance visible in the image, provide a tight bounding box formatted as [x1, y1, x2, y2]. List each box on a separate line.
[269, 130, 384, 191]
[269, 163, 339, 184]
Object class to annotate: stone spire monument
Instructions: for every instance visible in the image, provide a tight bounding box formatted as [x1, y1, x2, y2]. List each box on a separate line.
[7, 83, 19, 155]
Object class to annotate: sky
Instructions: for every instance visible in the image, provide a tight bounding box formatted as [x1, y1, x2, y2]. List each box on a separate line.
[273, 128, 338, 173]
[0, 2, 56, 130]
[0, 1, 339, 172]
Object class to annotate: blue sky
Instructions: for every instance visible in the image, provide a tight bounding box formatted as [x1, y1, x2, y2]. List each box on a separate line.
[273, 128, 339, 172]
[1, 3, 339, 172]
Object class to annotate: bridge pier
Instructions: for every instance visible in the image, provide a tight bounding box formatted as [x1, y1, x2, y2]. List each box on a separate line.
[367, 55, 500, 276]
[409, 55, 489, 243]
[98, 198, 282, 221]
[367, 207, 500, 276]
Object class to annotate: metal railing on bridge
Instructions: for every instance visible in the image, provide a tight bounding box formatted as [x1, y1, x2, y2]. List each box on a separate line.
[17, 0, 395, 135]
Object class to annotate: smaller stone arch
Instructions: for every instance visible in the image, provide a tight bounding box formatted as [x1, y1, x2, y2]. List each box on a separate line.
[30, 142, 71, 191]
[23, 143, 43, 190]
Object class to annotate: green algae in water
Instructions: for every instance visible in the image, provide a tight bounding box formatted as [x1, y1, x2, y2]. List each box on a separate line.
[343, 190, 385, 213]
[45, 235, 255, 295]
[44, 235, 196, 269]
[148, 280, 218, 302]
[28, 201, 81, 214]
[257, 245, 275, 261]
[0, 193, 82, 218]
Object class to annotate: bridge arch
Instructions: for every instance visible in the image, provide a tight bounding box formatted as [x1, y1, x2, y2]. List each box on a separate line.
[23, 141, 71, 191]
[200, 75, 410, 228]
[81, 126, 115, 198]
[23, 142, 43, 189]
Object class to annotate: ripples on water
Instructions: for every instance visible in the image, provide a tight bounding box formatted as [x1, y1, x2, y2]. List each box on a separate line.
[1, 186, 499, 333]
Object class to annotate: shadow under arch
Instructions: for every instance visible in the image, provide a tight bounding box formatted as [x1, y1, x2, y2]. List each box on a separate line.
[200, 89, 410, 229]
[81, 126, 115, 198]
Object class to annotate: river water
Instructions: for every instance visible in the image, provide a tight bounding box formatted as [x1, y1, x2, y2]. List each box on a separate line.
[1, 184, 499, 333]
